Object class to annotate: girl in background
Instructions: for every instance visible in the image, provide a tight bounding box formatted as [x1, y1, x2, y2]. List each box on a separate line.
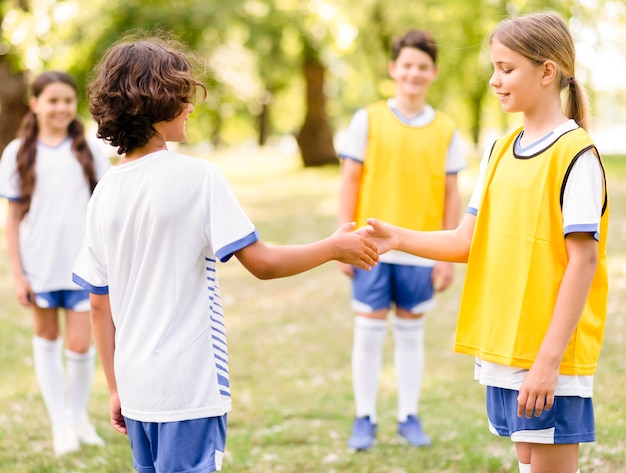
[0, 71, 111, 456]
[362, 12, 608, 473]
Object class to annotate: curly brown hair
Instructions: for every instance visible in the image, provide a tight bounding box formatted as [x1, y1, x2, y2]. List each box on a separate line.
[88, 36, 206, 155]
[16, 71, 97, 216]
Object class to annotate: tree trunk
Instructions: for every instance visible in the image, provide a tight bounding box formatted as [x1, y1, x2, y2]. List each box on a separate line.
[0, 63, 29, 153]
[296, 42, 338, 167]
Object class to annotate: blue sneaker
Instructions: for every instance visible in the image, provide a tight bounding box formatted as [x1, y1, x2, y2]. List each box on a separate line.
[347, 416, 377, 451]
[398, 415, 431, 447]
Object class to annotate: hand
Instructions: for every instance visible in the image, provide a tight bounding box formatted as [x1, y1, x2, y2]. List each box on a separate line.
[517, 361, 558, 419]
[332, 222, 379, 270]
[14, 275, 35, 307]
[432, 261, 454, 292]
[337, 261, 355, 278]
[355, 218, 398, 255]
[109, 392, 127, 435]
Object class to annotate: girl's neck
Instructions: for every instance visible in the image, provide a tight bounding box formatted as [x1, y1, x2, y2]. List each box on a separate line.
[521, 101, 569, 146]
[38, 129, 69, 147]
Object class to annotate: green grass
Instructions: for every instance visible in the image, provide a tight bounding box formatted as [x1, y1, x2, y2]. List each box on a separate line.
[0, 148, 625, 472]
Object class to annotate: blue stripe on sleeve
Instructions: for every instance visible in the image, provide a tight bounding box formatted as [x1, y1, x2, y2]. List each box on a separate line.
[338, 154, 363, 164]
[0, 194, 23, 202]
[216, 229, 260, 262]
[72, 273, 109, 294]
[564, 223, 599, 241]
[466, 206, 478, 216]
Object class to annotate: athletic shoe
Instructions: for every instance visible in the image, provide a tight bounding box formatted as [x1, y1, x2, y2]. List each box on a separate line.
[52, 423, 81, 456]
[74, 420, 105, 447]
[398, 415, 431, 447]
[347, 416, 377, 451]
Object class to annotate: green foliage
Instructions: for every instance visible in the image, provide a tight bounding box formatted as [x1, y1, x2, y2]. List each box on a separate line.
[1, 0, 625, 148]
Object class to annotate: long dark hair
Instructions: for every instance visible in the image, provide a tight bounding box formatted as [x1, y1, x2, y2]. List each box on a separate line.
[16, 71, 97, 216]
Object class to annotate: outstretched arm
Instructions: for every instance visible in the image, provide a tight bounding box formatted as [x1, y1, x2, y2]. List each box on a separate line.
[235, 222, 379, 280]
[433, 173, 464, 291]
[362, 212, 476, 263]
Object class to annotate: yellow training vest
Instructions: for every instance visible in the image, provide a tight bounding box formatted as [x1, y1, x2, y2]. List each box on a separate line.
[354, 100, 456, 230]
[455, 127, 609, 376]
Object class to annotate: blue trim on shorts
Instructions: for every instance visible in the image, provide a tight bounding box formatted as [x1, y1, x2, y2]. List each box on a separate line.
[125, 415, 227, 473]
[486, 386, 595, 444]
[352, 263, 434, 312]
[34, 290, 90, 311]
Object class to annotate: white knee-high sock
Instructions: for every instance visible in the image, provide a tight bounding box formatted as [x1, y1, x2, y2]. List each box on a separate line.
[66, 347, 96, 424]
[352, 316, 387, 424]
[393, 316, 425, 422]
[518, 462, 531, 473]
[32, 336, 69, 426]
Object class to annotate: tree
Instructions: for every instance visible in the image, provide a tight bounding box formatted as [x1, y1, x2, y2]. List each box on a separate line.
[0, 0, 30, 152]
[296, 37, 338, 166]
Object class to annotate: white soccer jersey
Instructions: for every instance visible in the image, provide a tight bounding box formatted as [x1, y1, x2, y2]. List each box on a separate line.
[72, 150, 258, 423]
[0, 137, 111, 292]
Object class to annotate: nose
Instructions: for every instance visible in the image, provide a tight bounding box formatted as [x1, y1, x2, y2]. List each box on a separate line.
[488, 71, 498, 88]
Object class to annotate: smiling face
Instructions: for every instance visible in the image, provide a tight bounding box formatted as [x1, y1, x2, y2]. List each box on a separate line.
[389, 46, 438, 100]
[488, 39, 547, 115]
[30, 81, 78, 135]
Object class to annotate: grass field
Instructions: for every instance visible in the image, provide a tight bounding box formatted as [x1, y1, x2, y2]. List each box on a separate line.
[0, 148, 624, 472]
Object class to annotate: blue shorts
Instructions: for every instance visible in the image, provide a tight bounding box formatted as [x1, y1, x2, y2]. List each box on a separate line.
[34, 290, 90, 312]
[352, 263, 434, 313]
[486, 387, 595, 444]
[125, 415, 227, 473]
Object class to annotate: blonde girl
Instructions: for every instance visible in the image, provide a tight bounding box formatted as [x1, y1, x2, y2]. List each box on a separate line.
[363, 12, 608, 473]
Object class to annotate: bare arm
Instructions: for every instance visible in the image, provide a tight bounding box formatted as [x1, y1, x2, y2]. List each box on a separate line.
[235, 222, 378, 280]
[432, 173, 463, 291]
[336, 159, 363, 278]
[517, 233, 598, 418]
[90, 293, 127, 435]
[6, 201, 33, 307]
[338, 159, 362, 226]
[363, 212, 475, 263]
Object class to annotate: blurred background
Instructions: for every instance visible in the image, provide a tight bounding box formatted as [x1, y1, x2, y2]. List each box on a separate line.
[1, 0, 625, 166]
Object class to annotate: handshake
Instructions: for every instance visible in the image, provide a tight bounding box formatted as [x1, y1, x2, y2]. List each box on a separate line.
[330, 218, 399, 270]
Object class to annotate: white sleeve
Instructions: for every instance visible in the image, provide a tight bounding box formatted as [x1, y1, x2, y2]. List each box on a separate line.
[467, 142, 493, 214]
[337, 108, 368, 163]
[445, 130, 467, 174]
[72, 189, 109, 293]
[204, 165, 259, 262]
[88, 138, 113, 180]
[562, 150, 604, 239]
[0, 140, 22, 200]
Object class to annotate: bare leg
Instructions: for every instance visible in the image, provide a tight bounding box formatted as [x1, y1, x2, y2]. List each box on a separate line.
[516, 442, 579, 473]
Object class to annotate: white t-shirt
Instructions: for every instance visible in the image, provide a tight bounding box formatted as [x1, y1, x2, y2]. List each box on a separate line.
[468, 120, 604, 397]
[72, 150, 258, 422]
[338, 99, 467, 266]
[0, 137, 111, 292]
